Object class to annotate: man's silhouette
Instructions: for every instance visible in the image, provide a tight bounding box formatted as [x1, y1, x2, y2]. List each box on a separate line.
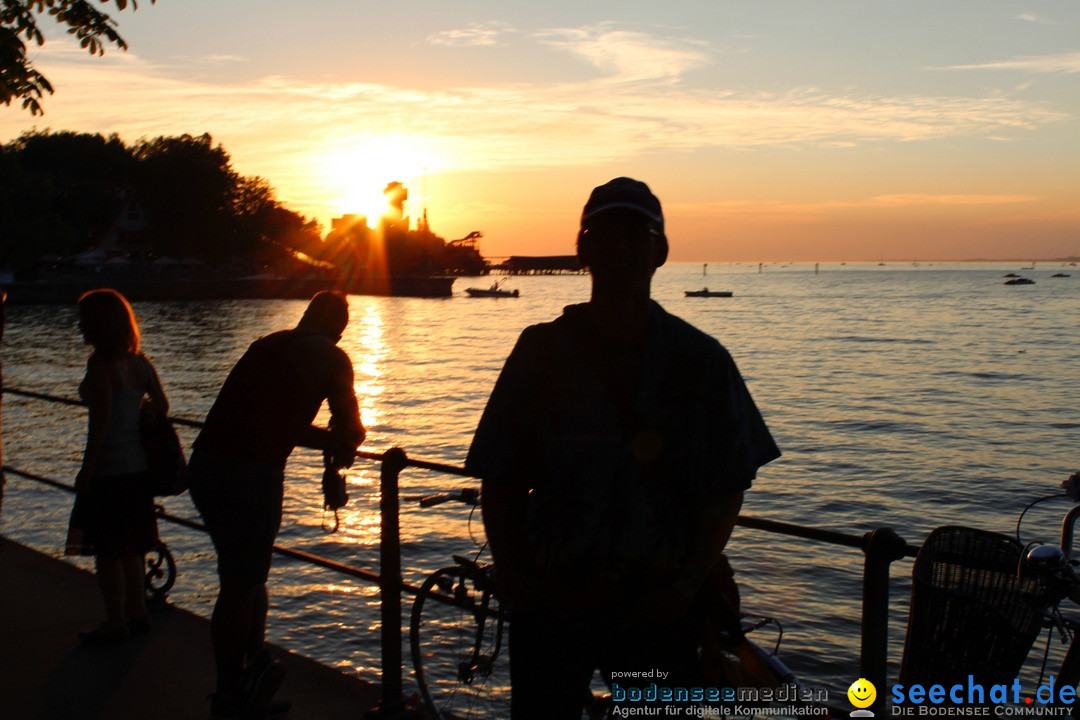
[189, 291, 364, 719]
[467, 178, 780, 719]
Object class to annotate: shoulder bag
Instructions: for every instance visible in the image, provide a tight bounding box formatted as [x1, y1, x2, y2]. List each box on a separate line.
[139, 356, 188, 496]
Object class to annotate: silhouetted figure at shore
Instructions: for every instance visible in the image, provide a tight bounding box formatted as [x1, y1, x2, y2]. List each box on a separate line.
[466, 178, 780, 719]
[188, 291, 365, 720]
[66, 288, 171, 645]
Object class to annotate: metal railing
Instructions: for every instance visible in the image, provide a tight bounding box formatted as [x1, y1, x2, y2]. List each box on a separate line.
[0, 384, 916, 717]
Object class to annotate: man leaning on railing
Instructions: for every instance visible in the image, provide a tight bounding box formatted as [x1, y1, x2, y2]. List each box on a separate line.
[186, 291, 365, 720]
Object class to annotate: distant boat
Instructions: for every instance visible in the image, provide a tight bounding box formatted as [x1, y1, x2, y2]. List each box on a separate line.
[1051, 273, 1071, 278]
[685, 288, 733, 298]
[1004, 278, 1035, 285]
[1003, 273, 1021, 278]
[465, 280, 519, 298]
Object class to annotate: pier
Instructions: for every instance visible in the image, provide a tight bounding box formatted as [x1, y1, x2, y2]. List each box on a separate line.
[489, 255, 586, 275]
[0, 538, 381, 719]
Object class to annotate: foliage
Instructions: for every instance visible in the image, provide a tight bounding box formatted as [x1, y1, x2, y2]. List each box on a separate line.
[234, 176, 322, 263]
[133, 133, 241, 262]
[0, 129, 321, 274]
[1, 0, 153, 115]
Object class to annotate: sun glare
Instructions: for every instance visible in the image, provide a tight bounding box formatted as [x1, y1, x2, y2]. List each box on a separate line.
[323, 135, 444, 229]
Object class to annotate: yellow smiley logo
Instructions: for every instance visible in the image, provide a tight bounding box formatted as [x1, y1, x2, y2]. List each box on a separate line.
[848, 678, 876, 709]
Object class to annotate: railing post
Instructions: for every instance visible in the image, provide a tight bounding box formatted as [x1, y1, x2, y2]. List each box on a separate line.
[861, 526, 908, 716]
[366, 447, 422, 719]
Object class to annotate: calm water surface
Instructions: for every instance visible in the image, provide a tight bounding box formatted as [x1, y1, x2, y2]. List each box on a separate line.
[2, 261, 1077, 699]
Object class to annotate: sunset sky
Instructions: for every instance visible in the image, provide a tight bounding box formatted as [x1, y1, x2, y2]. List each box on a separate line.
[2, 1, 1078, 261]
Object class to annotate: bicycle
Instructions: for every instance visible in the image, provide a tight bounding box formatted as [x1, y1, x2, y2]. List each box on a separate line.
[900, 478, 1080, 710]
[407, 488, 511, 720]
[407, 488, 806, 720]
[1013, 491, 1080, 707]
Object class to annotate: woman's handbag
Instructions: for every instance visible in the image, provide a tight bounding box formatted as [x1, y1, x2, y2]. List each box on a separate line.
[140, 403, 188, 496]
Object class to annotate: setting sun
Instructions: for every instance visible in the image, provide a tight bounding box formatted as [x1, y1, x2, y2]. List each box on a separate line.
[322, 134, 445, 228]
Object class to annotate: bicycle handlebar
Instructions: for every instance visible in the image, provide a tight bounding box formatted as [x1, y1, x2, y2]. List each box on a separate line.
[1061, 505, 1080, 562]
[415, 488, 481, 508]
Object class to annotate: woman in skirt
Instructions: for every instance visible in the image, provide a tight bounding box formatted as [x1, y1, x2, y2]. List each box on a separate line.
[67, 288, 170, 645]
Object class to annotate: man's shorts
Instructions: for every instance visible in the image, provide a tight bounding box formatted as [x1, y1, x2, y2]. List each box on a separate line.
[187, 448, 284, 586]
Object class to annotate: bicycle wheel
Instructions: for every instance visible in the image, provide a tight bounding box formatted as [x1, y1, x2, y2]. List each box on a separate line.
[410, 564, 511, 719]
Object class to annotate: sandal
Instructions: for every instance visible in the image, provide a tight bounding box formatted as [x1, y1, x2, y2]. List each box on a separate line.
[127, 615, 152, 635]
[78, 622, 129, 647]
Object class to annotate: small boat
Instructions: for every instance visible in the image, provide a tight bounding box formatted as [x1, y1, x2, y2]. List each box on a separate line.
[1003, 273, 1020, 278]
[465, 280, 519, 298]
[1052, 273, 1071, 278]
[685, 288, 733, 298]
[1004, 277, 1035, 285]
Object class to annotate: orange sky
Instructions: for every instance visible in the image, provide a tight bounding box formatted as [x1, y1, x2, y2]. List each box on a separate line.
[2, 2, 1078, 261]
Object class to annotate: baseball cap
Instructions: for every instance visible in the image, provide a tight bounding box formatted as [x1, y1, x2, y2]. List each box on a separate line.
[581, 177, 664, 230]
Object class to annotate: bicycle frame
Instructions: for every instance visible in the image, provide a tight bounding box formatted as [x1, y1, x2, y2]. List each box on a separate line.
[410, 489, 811, 719]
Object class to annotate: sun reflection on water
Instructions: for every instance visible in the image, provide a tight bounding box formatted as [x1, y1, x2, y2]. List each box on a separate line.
[348, 297, 388, 432]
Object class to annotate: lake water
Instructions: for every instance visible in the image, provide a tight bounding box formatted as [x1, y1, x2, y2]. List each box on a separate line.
[1, 261, 1077, 702]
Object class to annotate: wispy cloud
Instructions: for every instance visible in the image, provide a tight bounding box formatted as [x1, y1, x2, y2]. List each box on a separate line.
[534, 23, 712, 81]
[1016, 13, 1062, 26]
[3, 37, 1069, 223]
[427, 22, 517, 47]
[17, 53, 1068, 162]
[175, 54, 250, 65]
[937, 51, 1080, 74]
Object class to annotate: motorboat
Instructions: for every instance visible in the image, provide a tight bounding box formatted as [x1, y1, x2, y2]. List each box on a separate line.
[1003, 278, 1035, 285]
[685, 288, 733, 298]
[465, 280, 519, 298]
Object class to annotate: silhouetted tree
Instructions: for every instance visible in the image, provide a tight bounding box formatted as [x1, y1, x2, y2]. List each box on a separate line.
[0, 130, 130, 266]
[234, 176, 322, 268]
[0, 130, 322, 273]
[133, 133, 240, 263]
[1, 0, 155, 115]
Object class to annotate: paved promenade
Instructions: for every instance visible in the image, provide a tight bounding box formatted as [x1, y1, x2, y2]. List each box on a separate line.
[0, 536, 383, 719]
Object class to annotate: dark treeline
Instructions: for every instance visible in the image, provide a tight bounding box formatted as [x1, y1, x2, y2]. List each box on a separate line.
[0, 130, 321, 273]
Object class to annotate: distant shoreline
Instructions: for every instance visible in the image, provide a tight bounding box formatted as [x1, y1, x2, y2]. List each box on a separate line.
[672, 257, 1079, 264]
[0, 275, 456, 305]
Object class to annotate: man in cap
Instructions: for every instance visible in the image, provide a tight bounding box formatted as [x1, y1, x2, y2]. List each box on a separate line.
[189, 290, 365, 719]
[466, 178, 780, 718]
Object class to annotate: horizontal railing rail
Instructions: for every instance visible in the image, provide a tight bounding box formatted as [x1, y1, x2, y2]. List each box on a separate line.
[1, 383, 916, 717]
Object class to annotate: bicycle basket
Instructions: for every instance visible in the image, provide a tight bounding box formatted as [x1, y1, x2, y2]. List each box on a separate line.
[900, 526, 1045, 687]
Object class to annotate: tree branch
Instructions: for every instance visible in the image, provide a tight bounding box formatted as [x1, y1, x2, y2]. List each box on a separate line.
[0, 0, 153, 114]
